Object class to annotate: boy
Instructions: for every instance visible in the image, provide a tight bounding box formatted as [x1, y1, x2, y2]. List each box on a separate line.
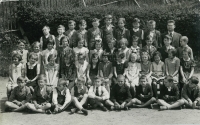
[40, 25, 56, 50]
[111, 75, 132, 110]
[71, 76, 88, 115]
[64, 20, 78, 48]
[77, 19, 88, 47]
[88, 76, 114, 111]
[130, 18, 143, 48]
[5, 77, 31, 112]
[51, 79, 71, 114]
[55, 25, 65, 51]
[162, 20, 182, 48]
[143, 20, 162, 49]
[26, 75, 52, 113]
[177, 36, 194, 60]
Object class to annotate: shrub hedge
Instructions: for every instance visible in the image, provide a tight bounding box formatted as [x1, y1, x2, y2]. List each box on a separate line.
[17, 1, 200, 56]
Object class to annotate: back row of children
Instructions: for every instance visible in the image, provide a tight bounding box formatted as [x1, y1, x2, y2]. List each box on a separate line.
[5, 15, 198, 114]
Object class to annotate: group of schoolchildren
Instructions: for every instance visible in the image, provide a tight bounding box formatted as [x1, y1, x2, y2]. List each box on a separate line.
[4, 14, 200, 116]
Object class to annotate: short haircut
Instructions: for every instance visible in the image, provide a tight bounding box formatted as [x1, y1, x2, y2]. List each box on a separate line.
[18, 39, 26, 44]
[91, 53, 99, 60]
[165, 75, 174, 83]
[168, 49, 177, 57]
[148, 20, 156, 25]
[37, 74, 46, 81]
[117, 52, 125, 59]
[190, 76, 199, 85]
[60, 36, 70, 44]
[77, 76, 86, 84]
[117, 74, 125, 80]
[129, 53, 137, 61]
[105, 14, 113, 19]
[47, 54, 56, 62]
[132, 35, 139, 42]
[133, 18, 140, 23]
[102, 52, 111, 58]
[28, 52, 38, 61]
[12, 52, 22, 61]
[139, 75, 147, 81]
[164, 34, 172, 40]
[47, 38, 55, 46]
[145, 35, 153, 41]
[42, 25, 50, 30]
[141, 51, 150, 60]
[79, 19, 87, 26]
[167, 20, 175, 25]
[78, 53, 86, 60]
[58, 78, 67, 86]
[57, 25, 65, 30]
[119, 38, 128, 46]
[153, 51, 162, 60]
[118, 18, 126, 24]
[68, 20, 76, 25]
[17, 76, 26, 83]
[181, 36, 189, 43]
[92, 18, 100, 22]
[31, 41, 41, 49]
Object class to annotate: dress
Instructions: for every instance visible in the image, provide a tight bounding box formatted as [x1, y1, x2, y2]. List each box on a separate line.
[73, 47, 89, 61]
[44, 63, 59, 87]
[75, 61, 89, 80]
[118, 47, 130, 61]
[151, 61, 165, 77]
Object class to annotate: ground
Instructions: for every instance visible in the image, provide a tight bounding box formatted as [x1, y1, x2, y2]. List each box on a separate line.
[1, 75, 200, 125]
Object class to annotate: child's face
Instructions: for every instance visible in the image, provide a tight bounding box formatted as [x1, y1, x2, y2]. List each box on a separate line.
[117, 56, 122, 62]
[118, 20, 125, 28]
[94, 79, 102, 87]
[33, 45, 40, 53]
[57, 28, 64, 35]
[140, 78, 147, 87]
[164, 79, 172, 88]
[102, 56, 109, 62]
[132, 41, 138, 47]
[182, 51, 189, 59]
[57, 84, 65, 91]
[18, 42, 25, 50]
[95, 43, 101, 50]
[188, 80, 197, 88]
[79, 24, 87, 30]
[154, 55, 160, 63]
[133, 22, 140, 29]
[164, 38, 171, 46]
[68, 23, 75, 30]
[49, 58, 55, 65]
[146, 39, 153, 46]
[38, 80, 45, 88]
[17, 80, 26, 88]
[47, 43, 53, 50]
[117, 77, 125, 87]
[92, 22, 99, 28]
[130, 55, 137, 63]
[105, 18, 112, 25]
[64, 57, 70, 64]
[168, 52, 173, 59]
[13, 57, 20, 65]
[142, 55, 148, 62]
[120, 42, 126, 49]
[62, 39, 69, 47]
[108, 42, 114, 49]
[78, 41, 84, 48]
[29, 57, 37, 64]
[42, 27, 50, 36]
[92, 58, 98, 64]
[167, 23, 175, 32]
[149, 23, 156, 31]
[78, 58, 85, 64]
[77, 80, 84, 88]
[180, 38, 187, 47]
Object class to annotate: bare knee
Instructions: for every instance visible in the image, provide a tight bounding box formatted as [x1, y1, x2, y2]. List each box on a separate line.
[5, 101, 11, 107]
[83, 94, 88, 98]
[151, 97, 156, 102]
[45, 103, 51, 108]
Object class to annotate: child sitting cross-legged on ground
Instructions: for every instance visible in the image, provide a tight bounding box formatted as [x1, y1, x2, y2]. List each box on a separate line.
[5, 76, 31, 112]
[88, 76, 114, 111]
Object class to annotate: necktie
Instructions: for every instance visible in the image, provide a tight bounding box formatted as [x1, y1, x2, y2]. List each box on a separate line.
[96, 87, 99, 96]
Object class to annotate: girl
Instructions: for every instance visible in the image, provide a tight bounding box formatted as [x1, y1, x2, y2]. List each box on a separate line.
[118, 38, 130, 62]
[64, 20, 77, 48]
[89, 53, 100, 86]
[31, 41, 42, 65]
[44, 54, 59, 87]
[130, 35, 141, 62]
[61, 54, 76, 90]
[114, 18, 130, 47]
[89, 36, 103, 61]
[140, 51, 152, 84]
[124, 53, 141, 87]
[104, 38, 118, 63]
[165, 49, 180, 84]
[55, 25, 65, 51]
[25, 53, 40, 92]
[7, 53, 25, 98]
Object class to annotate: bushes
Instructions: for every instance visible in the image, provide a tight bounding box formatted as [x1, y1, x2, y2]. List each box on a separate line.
[17, 1, 200, 55]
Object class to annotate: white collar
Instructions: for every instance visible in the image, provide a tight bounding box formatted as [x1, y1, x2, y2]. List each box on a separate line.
[168, 31, 174, 35]
[44, 34, 50, 38]
[133, 28, 139, 32]
[13, 63, 22, 68]
[117, 60, 125, 64]
[27, 62, 37, 67]
[183, 57, 190, 61]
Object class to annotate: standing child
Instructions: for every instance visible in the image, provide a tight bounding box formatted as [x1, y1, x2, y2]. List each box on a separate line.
[77, 19, 88, 47]
[55, 25, 65, 51]
[40, 25, 55, 50]
[130, 18, 143, 48]
[89, 53, 100, 85]
[71, 76, 89, 115]
[113, 18, 130, 47]
[44, 54, 59, 87]
[165, 49, 180, 84]
[118, 38, 131, 62]
[130, 35, 141, 62]
[87, 18, 103, 50]
[5, 77, 31, 112]
[51, 79, 71, 114]
[26, 75, 52, 113]
[89, 36, 103, 61]
[88, 76, 114, 111]
[98, 53, 113, 94]
[31, 41, 42, 65]
[7, 53, 25, 98]
[111, 75, 132, 110]
[64, 20, 78, 48]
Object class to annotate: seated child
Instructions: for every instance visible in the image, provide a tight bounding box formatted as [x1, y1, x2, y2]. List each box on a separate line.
[26, 75, 52, 113]
[5, 77, 31, 112]
[51, 79, 71, 114]
[118, 38, 130, 62]
[71, 76, 89, 115]
[88, 76, 114, 111]
[111, 75, 132, 110]
[130, 35, 141, 62]
[89, 53, 100, 85]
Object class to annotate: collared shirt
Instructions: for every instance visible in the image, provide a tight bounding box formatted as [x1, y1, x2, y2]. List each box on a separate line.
[9, 86, 31, 102]
[88, 85, 109, 100]
[168, 31, 174, 37]
[52, 87, 71, 106]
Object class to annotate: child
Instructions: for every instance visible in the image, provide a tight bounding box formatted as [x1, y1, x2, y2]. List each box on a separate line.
[89, 36, 103, 61]
[71, 76, 89, 115]
[87, 18, 103, 50]
[165, 49, 180, 84]
[44, 54, 59, 87]
[5, 77, 31, 112]
[101, 15, 114, 50]
[89, 53, 100, 84]
[26, 75, 52, 113]
[125, 75, 153, 108]
[177, 36, 194, 60]
[159, 35, 175, 62]
[104, 38, 118, 63]
[25, 53, 40, 91]
[111, 75, 132, 110]
[55, 25, 65, 51]
[7, 53, 25, 98]
[98, 52, 113, 94]
[140, 51, 152, 84]
[130, 18, 143, 48]
[77, 19, 88, 47]
[124, 53, 141, 87]
[130, 35, 141, 62]
[40, 25, 55, 50]
[61, 54, 76, 90]
[73, 35, 89, 62]
[51, 79, 71, 114]
[142, 35, 157, 60]
[88, 76, 114, 111]
[113, 18, 130, 46]
[31, 41, 42, 65]
[118, 38, 130, 62]
[64, 20, 78, 48]
[13, 39, 28, 64]
[179, 49, 195, 94]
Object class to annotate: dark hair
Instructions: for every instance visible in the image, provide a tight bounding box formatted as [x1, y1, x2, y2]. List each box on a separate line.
[102, 52, 111, 58]
[145, 35, 152, 41]
[139, 75, 147, 81]
[57, 25, 65, 30]
[47, 38, 55, 46]
[118, 52, 125, 59]
[37, 74, 47, 82]
[60, 36, 70, 44]
[118, 18, 126, 24]
[153, 51, 162, 61]
[132, 35, 139, 42]
[17, 76, 26, 83]
[133, 18, 140, 23]
[165, 75, 174, 83]
[63, 53, 74, 63]
[78, 53, 86, 60]
[47, 54, 56, 62]
[12, 53, 22, 62]
[167, 20, 175, 25]
[18, 39, 26, 44]
[79, 19, 87, 26]
[168, 49, 177, 57]
[164, 35, 172, 40]
[190, 76, 199, 85]
[68, 20, 76, 25]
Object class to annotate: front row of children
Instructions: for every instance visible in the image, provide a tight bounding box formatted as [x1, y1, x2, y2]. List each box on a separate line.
[5, 74, 200, 115]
